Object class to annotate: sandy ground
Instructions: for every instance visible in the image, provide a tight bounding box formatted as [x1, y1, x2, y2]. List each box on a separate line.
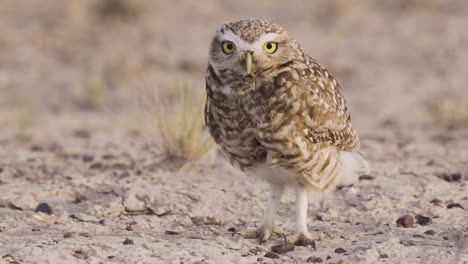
[1, 1, 468, 263]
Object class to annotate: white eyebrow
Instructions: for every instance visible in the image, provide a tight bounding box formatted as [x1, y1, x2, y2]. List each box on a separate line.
[218, 30, 280, 54]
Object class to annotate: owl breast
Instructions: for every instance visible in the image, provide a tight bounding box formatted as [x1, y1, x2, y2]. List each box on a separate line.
[205, 58, 361, 188]
[205, 67, 304, 172]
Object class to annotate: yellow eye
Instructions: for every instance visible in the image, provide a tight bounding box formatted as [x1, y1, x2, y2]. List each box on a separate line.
[222, 41, 236, 54]
[263, 42, 278, 53]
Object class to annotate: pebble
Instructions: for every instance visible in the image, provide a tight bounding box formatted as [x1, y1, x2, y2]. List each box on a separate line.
[438, 172, 463, 182]
[415, 215, 432, 226]
[380, 253, 389, 258]
[359, 175, 375, 181]
[73, 194, 87, 204]
[30, 145, 44, 152]
[34, 203, 53, 215]
[126, 224, 134, 231]
[447, 203, 464, 209]
[334, 248, 346, 254]
[424, 230, 436, 235]
[72, 250, 88, 260]
[191, 216, 224, 226]
[165, 230, 179, 235]
[396, 214, 414, 228]
[89, 162, 104, 170]
[228, 227, 236, 232]
[63, 232, 77, 238]
[271, 244, 294, 254]
[306, 256, 323, 263]
[123, 238, 134, 245]
[337, 260, 349, 264]
[79, 232, 92, 238]
[264, 252, 280, 259]
[82, 154, 94, 162]
[250, 247, 262, 255]
[429, 198, 443, 205]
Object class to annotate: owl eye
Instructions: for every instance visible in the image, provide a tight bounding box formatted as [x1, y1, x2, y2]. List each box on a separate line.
[222, 41, 236, 54]
[263, 42, 278, 53]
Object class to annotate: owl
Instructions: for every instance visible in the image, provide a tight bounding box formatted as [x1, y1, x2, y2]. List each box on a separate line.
[204, 19, 370, 245]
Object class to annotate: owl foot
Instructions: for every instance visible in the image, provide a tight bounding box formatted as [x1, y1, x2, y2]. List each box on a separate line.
[287, 232, 316, 248]
[238, 226, 284, 244]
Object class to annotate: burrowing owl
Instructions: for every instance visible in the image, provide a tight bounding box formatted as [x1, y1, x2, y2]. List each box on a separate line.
[205, 19, 369, 245]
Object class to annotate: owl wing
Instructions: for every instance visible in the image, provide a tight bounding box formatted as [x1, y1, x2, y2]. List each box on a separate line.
[299, 57, 360, 152]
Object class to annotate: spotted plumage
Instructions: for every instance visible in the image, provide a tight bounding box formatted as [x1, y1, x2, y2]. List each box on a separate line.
[205, 19, 369, 244]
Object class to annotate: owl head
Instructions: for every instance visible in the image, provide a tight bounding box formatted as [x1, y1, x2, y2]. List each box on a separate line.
[207, 19, 303, 94]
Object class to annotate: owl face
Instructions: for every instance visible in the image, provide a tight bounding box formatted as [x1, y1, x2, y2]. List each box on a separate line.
[207, 20, 303, 95]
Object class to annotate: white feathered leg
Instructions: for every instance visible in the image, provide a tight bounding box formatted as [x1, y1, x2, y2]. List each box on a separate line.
[288, 183, 315, 246]
[240, 183, 284, 243]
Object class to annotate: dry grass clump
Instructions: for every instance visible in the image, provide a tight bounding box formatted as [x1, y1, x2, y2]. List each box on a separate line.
[95, 0, 141, 20]
[427, 95, 468, 127]
[138, 82, 214, 169]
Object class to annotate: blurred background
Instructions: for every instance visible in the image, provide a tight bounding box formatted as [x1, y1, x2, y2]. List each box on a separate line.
[1, 0, 468, 147]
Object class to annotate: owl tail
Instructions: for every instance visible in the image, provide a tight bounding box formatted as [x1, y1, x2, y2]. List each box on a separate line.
[335, 151, 371, 187]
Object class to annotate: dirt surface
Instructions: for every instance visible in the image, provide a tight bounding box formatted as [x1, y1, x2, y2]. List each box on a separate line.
[0, 1, 467, 263]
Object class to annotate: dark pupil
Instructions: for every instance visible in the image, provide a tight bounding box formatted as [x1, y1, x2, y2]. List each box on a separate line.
[266, 43, 272, 49]
[227, 43, 233, 50]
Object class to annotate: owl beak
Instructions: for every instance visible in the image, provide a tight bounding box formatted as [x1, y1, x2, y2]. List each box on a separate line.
[244, 51, 253, 75]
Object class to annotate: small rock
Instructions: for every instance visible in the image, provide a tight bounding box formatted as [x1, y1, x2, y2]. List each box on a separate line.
[89, 162, 104, 170]
[191, 216, 224, 226]
[63, 232, 77, 238]
[82, 154, 94, 162]
[438, 172, 463, 182]
[317, 207, 338, 222]
[359, 175, 375, 181]
[380, 253, 389, 258]
[35, 203, 53, 215]
[73, 129, 90, 138]
[306, 256, 323, 263]
[73, 194, 87, 204]
[429, 198, 443, 205]
[412, 234, 424, 238]
[147, 206, 171, 217]
[228, 227, 236, 232]
[79, 232, 92, 238]
[447, 203, 464, 209]
[415, 215, 432, 226]
[264, 252, 280, 259]
[326, 255, 332, 260]
[250, 247, 262, 255]
[123, 192, 146, 212]
[335, 248, 346, 254]
[123, 238, 134, 245]
[165, 230, 179, 235]
[102, 154, 116, 160]
[396, 214, 414, 228]
[73, 250, 88, 260]
[30, 145, 44, 152]
[337, 260, 349, 264]
[424, 230, 436, 236]
[271, 244, 294, 254]
[257, 257, 263, 261]
[126, 224, 134, 231]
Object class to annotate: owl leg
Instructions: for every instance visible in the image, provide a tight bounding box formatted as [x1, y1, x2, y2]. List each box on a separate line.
[239, 183, 284, 244]
[287, 183, 315, 246]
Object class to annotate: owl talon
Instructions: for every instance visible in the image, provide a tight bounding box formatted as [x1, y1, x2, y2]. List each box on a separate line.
[239, 226, 284, 244]
[287, 232, 316, 248]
